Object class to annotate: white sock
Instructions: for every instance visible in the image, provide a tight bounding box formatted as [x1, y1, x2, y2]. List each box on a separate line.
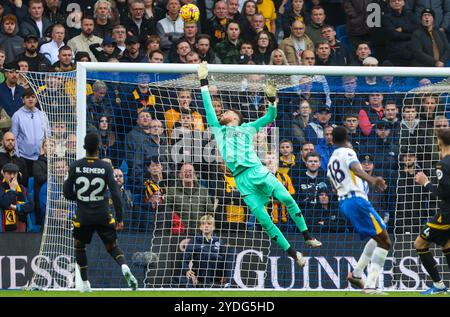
[433, 281, 446, 289]
[353, 239, 377, 278]
[365, 247, 388, 289]
[121, 264, 129, 273]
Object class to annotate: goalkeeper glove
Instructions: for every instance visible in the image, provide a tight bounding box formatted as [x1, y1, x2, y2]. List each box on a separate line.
[264, 79, 277, 103]
[198, 61, 209, 86]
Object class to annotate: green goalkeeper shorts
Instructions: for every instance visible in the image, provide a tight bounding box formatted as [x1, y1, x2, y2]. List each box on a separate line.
[234, 165, 277, 203]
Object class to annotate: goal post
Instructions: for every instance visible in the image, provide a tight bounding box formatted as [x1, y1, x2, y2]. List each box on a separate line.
[25, 63, 450, 290]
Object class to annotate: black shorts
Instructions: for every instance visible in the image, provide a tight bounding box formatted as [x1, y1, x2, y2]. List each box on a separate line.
[73, 218, 117, 245]
[420, 213, 450, 247]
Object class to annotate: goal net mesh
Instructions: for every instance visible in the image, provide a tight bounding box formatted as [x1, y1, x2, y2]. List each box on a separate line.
[22, 68, 450, 290]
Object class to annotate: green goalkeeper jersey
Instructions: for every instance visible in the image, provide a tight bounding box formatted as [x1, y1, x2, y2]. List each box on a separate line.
[200, 86, 277, 175]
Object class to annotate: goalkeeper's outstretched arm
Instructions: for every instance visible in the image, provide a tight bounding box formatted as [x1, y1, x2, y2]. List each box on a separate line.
[249, 80, 278, 130]
[198, 62, 220, 128]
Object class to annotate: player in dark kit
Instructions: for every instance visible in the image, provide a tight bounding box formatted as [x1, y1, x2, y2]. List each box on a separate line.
[414, 128, 450, 295]
[63, 133, 138, 292]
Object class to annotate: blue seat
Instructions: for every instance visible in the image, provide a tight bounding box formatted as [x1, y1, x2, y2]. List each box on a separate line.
[336, 24, 347, 40]
[340, 35, 350, 48]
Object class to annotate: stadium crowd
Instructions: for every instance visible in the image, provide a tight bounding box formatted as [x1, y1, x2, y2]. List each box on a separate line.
[0, 0, 449, 241]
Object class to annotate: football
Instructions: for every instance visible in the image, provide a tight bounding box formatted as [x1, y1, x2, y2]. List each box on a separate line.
[179, 3, 200, 23]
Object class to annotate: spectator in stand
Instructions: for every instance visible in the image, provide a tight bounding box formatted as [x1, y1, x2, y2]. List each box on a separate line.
[51, 121, 67, 158]
[0, 64, 24, 117]
[39, 23, 66, 65]
[279, 20, 313, 65]
[113, 168, 135, 231]
[171, 108, 203, 166]
[185, 51, 201, 63]
[342, 0, 372, 51]
[51, 45, 76, 71]
[165, 88, 204, 140]
[411, 8, 449, 67]
[0, 15, 25, 64]
[89, 36, 122, 62]
[281, 0, 308, 38]
[289, 99, 311, 148]
[379, 60, 403, 96]
[238, 0, 258, 40]
[350, 41, 372, 66]
[166, 163, 215, 236]
[0, 132, 28, 186]
[32, 138, 48, 225]
[156, 0, 183, 53]
[16, 34, 51, 72]
[343, 110, 364, 153]
[382, 100, 401, 141]
[112, 24, 127, 53]
[168, 22, 198, 62]
[399, 102, 429, 164]
[123, 0, 156, 45]
[87, 80, 113, 129]
[396, 150, 425, 235]
[93, 0, 115, 39]
[0, 163, 33, 232]
[119, 35, 149, 62]
[143, 0, 165, 22]
[98, 115, 122, 167]
[3, 0, 29, 21]
[359, 92, 385, 137]
[277, 139, 299, 180]
[74, 51, 91, 62]
[125, 110, 159, 193]
[19, 0, 52, 43]
[315, 41, 341, 66]
[145, 34, 160, 57]
[67, 16, 103, 62]
[149, 49, 164, 62]
[315, 125, 336, 172]
[241, 13, 276, 45]
[306, 5, 326, 47]
[332, 75, 363, 125]
[227, 0, 241, 21]
[44, 0, 66, 25]
[128, 73, 159, 120]
[169, 38, 192, 63]
[253, 30, 275, 64]
[195, 34, 220, 64]
[256, 0, 276, 34]
[239, 41, 255, 63]
[215, 21, 242, 64]
[296, 151, 328, 214]
[382, 0, 419, 66]
[15, 59, 30, 89]
[181, 214, 234, 288]
[314, 187, 346, 233]
[321, 24, 351, 65]
[269, 48, 289, 65]
[359, 56, 380, 92]
[149, 118, 171, 176]
[205, 0, 229, 47]
[406, 0, 450, 37]
[304, 106, 333, 145]
[11, 88, 50, 176]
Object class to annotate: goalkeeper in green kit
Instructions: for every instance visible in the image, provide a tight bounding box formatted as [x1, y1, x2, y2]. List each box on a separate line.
[198, 62, 322, 266]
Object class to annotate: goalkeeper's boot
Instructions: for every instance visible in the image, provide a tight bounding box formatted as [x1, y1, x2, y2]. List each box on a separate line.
[295, 252, 306, 267]
[122, 265, 138, 290]
[421, 286, 448, 295]
[305, 238, 322, 248]
[347, 271, 365, 289]
[80, 280, 92, 293]
[361, 288, 388, 296]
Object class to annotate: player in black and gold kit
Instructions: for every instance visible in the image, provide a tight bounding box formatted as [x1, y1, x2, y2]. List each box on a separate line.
[63, 133, 138, 292]
[415, 128, 450, 295]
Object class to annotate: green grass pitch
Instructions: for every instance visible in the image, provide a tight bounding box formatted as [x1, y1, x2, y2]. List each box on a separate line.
[0, 290, 448, 297]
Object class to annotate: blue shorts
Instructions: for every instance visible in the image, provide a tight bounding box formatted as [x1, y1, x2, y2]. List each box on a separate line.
[339, 197, 386, 240]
